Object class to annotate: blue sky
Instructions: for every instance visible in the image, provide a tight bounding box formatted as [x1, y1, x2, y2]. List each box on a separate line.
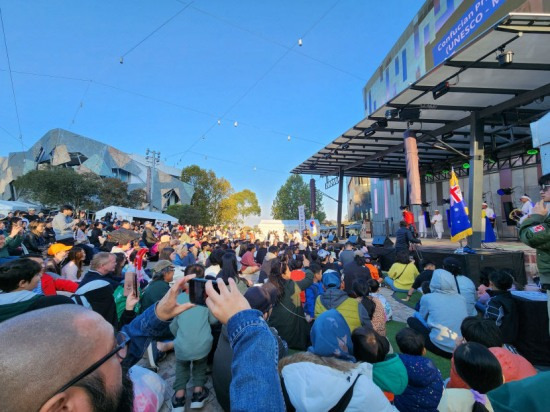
[0, 0, 423, 223]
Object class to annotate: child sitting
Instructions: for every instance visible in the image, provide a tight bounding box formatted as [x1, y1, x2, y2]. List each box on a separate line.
[352, 326, 408, 403]
[438, 342, 503, 411]
[353, 278, 386, 336]
[448, 317, 537, 389]
[368, 278, 392, 321]
[394, 328, 444, 412]
[303, 262, 323, 321]
[171, 264, 218, 411]
[475, 267, 495, 312]
[484, 270, 518, 345]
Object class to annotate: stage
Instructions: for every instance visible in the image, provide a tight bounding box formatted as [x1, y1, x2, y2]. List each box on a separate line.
[365, 237, 534, 286]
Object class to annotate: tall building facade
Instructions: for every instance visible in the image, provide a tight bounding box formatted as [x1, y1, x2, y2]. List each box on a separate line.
[0, 128, 194, 211]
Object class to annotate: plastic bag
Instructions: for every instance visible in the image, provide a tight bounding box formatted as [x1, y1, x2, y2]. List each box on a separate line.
[129, 365, 166, 412]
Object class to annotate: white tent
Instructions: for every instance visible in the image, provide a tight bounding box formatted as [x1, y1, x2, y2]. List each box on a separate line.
[94, 206, 179, 224]
[0, 200, 41, 216]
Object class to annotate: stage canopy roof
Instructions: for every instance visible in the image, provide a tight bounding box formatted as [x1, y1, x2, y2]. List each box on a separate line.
[292, 14, 550, 179]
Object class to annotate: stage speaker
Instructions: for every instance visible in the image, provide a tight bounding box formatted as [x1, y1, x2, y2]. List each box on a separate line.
[372, 235, 393, 247]
[348, 235, 358, 244]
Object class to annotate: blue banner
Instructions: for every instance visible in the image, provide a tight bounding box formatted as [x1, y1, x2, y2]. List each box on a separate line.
[432, 0, 507, 66]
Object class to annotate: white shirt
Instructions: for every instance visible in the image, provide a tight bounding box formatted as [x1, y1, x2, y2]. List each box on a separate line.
[432, 214, 443, 227]
[484, 207, 495, 219]
[519, 201, 534, 224]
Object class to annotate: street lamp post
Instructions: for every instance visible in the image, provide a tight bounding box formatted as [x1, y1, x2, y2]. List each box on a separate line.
[145, 148, 161, 211]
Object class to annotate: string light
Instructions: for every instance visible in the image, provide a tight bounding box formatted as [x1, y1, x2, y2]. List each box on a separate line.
[217, 119, 221, 125]
[287, 135, 291, 141]
[298, 38, 303, 46]
[234, 121, 238, 127]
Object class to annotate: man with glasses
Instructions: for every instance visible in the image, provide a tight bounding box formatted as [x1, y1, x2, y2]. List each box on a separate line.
[519, 172, 550, 333]
[0, 277, 285, 412]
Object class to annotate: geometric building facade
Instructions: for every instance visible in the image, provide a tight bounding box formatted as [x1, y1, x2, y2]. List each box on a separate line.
[0, 128, 193, 211]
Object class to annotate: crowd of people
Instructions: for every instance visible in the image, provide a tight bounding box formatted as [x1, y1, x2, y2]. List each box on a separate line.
[1, 175, 550, 412]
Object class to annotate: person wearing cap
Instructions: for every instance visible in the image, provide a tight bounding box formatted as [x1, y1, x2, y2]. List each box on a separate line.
[46, 243, 72, 275]
[25, 207, 39, 223]
[140, 260, 176, 313]
[519, 194, 534, 224]
[431, 210, 444, 240]
[315, 270, 370, 333]
[318, 248, 341, 274]
[212, 285, 288, 412]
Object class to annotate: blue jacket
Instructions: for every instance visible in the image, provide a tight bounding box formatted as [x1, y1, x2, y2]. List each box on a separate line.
[394, 354, 444, 412]
[174, 253, 196, 267]
[304, 283, 324, 317]
[227, 309, 285, 412]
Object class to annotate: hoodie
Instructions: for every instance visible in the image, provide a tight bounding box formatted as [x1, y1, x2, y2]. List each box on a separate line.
[372, 354, 408, 396]
[280, 353, 395, 412]
[315, 288, 370, 333]
[418, 269, 468, 353]
[394, 354, 444, 412]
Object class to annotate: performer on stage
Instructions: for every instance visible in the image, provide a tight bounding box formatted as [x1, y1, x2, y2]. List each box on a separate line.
[402, 205, 416, 232]
[482, 202, 496, 242]
[417, 210, 427, 238]
[431, 209, 443, 240]
[519, 194, 534, 224]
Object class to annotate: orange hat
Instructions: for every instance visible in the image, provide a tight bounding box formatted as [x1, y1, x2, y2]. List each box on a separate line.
[48, 243, 72, 255]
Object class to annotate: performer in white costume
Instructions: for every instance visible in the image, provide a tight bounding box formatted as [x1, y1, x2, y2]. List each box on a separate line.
[431, 210, 443, 240]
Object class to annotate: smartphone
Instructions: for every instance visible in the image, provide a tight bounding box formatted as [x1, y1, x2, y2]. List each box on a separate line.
[189, 278, 220, 306]
[124, 271, 137, 297]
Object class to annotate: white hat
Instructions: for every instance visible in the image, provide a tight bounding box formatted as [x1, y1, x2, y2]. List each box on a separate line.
[434, 209, 440, 212]
[482, 202, 488, 206]
[520, 194, 531, 201]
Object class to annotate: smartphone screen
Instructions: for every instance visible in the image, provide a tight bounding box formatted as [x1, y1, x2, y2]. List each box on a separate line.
[189, 278, 220, 306]
[123, 271, 135, 297]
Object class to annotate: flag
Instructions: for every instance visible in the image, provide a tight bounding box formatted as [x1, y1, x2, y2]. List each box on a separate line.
[309, 219, 318, 236]
[449, 169, 473, 242]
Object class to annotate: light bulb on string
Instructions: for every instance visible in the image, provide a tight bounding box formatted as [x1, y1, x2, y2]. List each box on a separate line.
[253, 166, 257, 171]
[287, 135, 291, 141]
[119, 57, 124, 64]
[217, 119, 221, 125]
[234, 121, 238, 127]
[298, 38, 303, 47]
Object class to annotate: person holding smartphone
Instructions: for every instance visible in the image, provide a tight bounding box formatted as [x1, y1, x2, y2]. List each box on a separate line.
[170, 264, 218, 411]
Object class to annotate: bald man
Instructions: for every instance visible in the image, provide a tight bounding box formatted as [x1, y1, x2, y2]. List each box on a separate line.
[0, 277, 285, 412]
[0, 275, 195, 412]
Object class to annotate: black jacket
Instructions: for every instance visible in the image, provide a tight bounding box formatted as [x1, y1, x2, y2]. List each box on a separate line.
[485, 290, 518, 345]
[23, 232, 48, 254]
[395, 227, 420, 250]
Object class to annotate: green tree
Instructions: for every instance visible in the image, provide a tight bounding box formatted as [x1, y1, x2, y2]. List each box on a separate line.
[14, 168, 100, 209]
[231, 189, 261, 224]
[180, 165, 234, 225]
[271, 174, 326, 222]
[96, 178, 146, 209]
[166, 204, 202, 225]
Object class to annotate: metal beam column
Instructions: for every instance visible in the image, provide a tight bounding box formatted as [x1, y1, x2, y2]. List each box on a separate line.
[337, 167, 344, 238]
[467, 112, 484, 248]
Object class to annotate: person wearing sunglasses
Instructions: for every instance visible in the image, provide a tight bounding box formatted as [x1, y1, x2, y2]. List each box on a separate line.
[519, 172, 550, 334]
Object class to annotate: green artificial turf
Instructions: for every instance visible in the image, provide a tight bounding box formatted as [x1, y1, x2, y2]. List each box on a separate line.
[392, 291, 421, 309]
[386, 320, 451, 379]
